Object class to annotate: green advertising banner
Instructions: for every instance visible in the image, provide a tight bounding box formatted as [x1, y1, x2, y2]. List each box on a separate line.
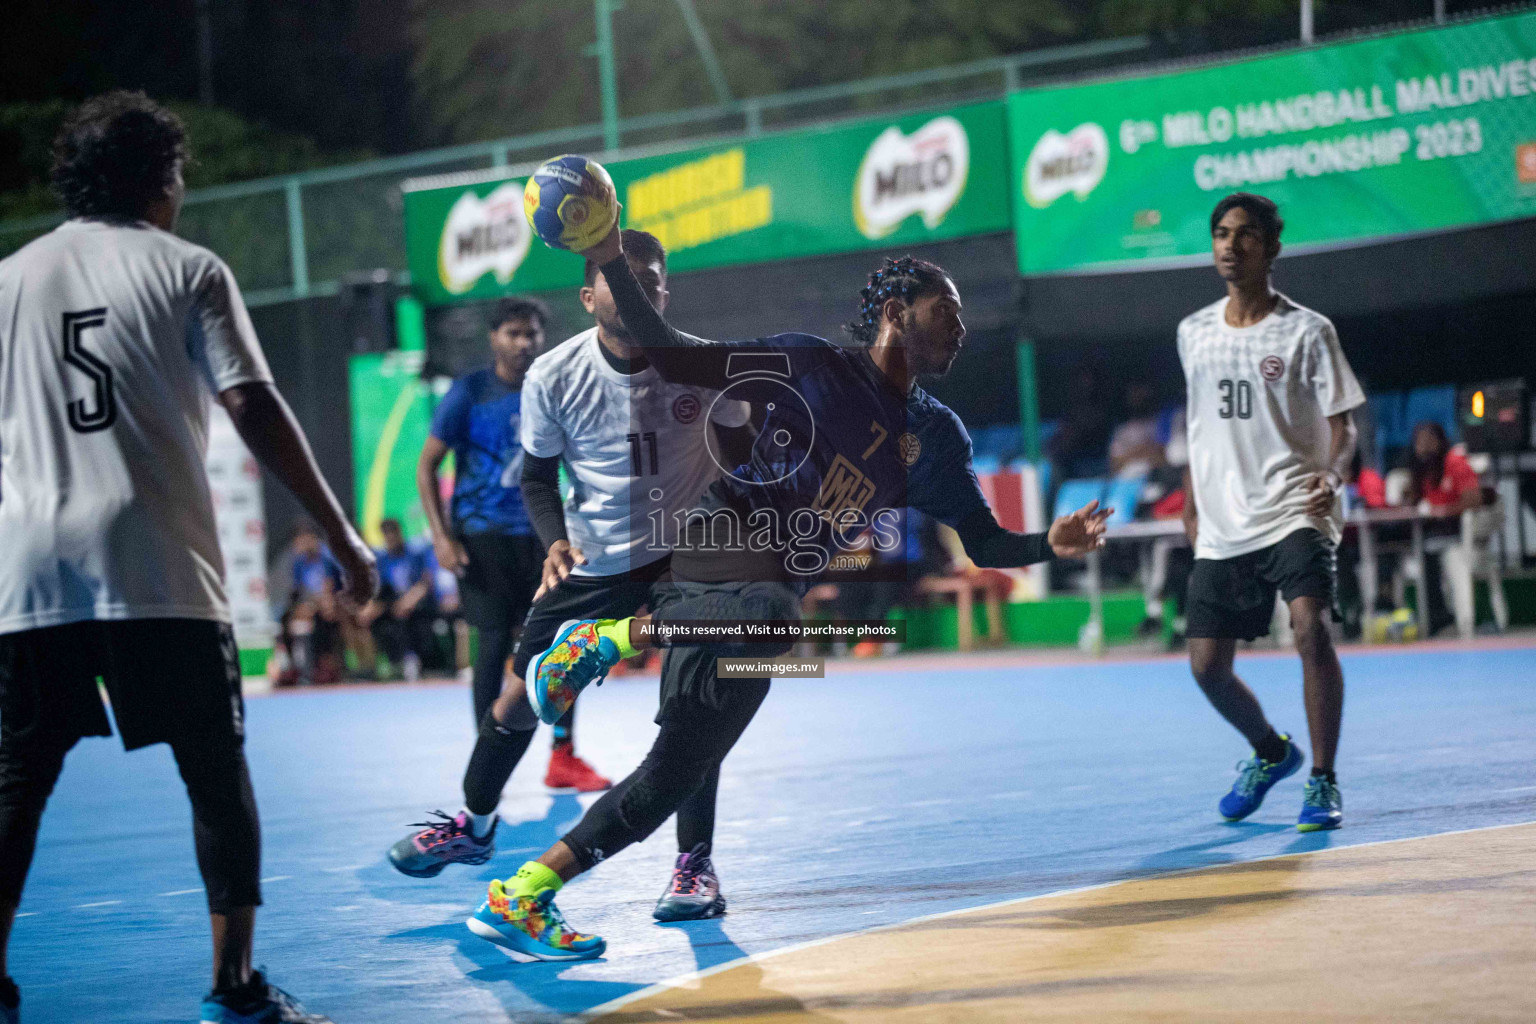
[403, 101, 1011, 305]
[349, 350, 438, 546]
[1008, 11, 1536, 275]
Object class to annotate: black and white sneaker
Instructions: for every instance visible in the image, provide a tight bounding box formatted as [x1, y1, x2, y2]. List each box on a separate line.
[200, 970, 332, 1023]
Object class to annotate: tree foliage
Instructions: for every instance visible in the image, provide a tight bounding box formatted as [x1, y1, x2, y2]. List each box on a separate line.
[0, 101, 371, 220]
[407, 0, 1410, 145]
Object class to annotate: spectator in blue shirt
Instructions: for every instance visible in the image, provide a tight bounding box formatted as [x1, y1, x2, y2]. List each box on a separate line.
[359, 518, 439, 681]
[417, 297, 545, 723]
[278, 523, 346, 684]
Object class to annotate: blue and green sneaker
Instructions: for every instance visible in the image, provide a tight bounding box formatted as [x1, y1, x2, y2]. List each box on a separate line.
[526, 619, 632, 725]
[1297, 775, 1343, 831]
[1218, 734, 1303, 821]
[466, 863, 606, 961]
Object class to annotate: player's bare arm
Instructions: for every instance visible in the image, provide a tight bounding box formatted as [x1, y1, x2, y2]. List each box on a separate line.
[219, 382, 377, 605]
[1046, 500, 1114, 557]
[1181, 466, 1199, 545]
[417, 434, 468, 575]
[1304, 411, 1357, 519]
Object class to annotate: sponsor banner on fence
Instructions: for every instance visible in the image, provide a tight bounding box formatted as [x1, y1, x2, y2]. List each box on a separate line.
[349, 350, 438, 546]
[403, 101, 1010, 305]
[207, 405, 271, 653]
[1008, 11, 1536, 275]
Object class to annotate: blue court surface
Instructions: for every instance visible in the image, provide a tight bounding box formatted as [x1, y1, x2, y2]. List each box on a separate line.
[16, 642, 1536, 1022]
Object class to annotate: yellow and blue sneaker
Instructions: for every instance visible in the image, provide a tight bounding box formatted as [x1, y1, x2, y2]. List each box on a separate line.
[526, 619, 633, 725]
[1218, 734, 1303, 821]
[1297, 775, 1343, 831]
[467, 862, 606, 961]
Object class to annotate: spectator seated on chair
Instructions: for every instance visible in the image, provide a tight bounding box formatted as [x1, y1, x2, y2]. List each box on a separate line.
[275, 522, 347, 685]
[1108, 382, 1167, 480]
[358, 518, 442, 681]
[1046, 359, 1113, 501]
[1406, 422, 1482, 637]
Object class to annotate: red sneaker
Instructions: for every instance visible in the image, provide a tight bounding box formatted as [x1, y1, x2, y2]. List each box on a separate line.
[544, 744, 612, 792]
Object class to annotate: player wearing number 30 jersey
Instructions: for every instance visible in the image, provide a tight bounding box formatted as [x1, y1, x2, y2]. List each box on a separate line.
[1179, 192, 1363, 836]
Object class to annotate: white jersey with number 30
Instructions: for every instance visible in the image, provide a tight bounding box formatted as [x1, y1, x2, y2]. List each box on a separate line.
[0, 219, 273, 635]
[1179, 293, 1364, 561]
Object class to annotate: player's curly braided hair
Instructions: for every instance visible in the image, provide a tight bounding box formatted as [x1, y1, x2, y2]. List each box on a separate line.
[51, 91, 189, 220]
[843, 255, 951, 346]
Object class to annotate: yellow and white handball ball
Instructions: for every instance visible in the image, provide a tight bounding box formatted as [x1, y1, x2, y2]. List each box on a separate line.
[523, 154, 619, 252]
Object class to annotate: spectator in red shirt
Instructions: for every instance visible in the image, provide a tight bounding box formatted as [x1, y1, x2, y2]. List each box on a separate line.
[1409, 422, 1482, 513]
[1407, 422, 1483, 634]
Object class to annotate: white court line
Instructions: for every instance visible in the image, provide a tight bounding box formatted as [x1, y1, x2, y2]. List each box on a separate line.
[15, 913, 37, 919]
[73, 900, 121, 909]
[321, 864, 371, 873]
[577, 817, 1536, 1022]
[1497, 785, 1536, 793]
[158, 888, 203, 897]
[261, 875, 291, 883]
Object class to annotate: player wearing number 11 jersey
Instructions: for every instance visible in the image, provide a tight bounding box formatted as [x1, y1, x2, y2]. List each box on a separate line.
[389, 230, 751, 925]
[1179, 192, 1363, 833]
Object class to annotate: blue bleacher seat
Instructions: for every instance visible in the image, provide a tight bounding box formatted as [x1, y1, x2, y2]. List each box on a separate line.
[1102, 475, 1145, 526]
[1053, 478, 1108, 520]
[1402, 385, 1459, 444]
[1369, 390, 1406, 467]
[970, 425, 1021, 465]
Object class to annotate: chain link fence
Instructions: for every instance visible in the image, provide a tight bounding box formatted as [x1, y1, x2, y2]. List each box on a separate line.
[0, 36, 1149, 307]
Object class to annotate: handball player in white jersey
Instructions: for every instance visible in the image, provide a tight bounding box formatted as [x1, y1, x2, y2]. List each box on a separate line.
[388, 229, 751, 923]
[0, 93, 376, 1023]
[1179, 193, 1363, 833]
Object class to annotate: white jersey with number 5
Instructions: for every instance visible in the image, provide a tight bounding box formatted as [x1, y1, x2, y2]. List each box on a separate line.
[0, 219, 273, 635]
[1178, 293, 1364, 561]
[520, 328, 749, 577]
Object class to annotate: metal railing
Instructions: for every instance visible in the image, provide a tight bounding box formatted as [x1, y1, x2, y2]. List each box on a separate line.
[0, 35, 1147, 308]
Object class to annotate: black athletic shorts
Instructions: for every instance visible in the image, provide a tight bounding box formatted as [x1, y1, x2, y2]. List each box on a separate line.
[0, 619, 244, 751]
[457, 532, 542, 631]
[1186, 527, 1337, 642]
[509, 555, 672, 678]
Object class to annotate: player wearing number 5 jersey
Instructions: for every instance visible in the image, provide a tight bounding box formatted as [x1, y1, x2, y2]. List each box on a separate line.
[1178, 193, 1364, 834]
[0, 92, 375, 1022]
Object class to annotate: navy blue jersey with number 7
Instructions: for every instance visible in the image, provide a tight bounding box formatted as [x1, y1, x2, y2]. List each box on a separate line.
[595, 254, 1053, 584]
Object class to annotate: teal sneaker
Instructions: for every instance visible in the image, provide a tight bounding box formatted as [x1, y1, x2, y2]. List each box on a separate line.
[199, 970, 331, 1023]
[1297, 775, 1344, 831]
[466, 880, 606, 961]
[526, 620, 622, 725]
[1218, 734, 1303, 821]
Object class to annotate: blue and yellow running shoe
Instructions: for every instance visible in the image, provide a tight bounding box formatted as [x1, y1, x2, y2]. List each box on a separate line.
[526, 619, 630, 725]
[1218, 734, 1302, 821]
[199, 970, 331, 1023]
[467, 876, 606, 961]
[1297, 775, 1344, 831]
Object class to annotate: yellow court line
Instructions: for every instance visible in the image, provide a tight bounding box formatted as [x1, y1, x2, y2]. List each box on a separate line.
[581, 817, 1536, 1022]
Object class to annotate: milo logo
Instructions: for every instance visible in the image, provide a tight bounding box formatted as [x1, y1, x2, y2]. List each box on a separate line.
[438, 181, 532, 295]
[1023, 123, 1109, 209]
[854, 116, 970, 240]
